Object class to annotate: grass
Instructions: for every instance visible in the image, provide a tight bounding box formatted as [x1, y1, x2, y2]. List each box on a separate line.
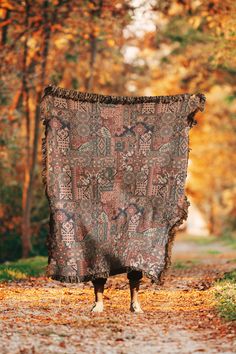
[172, 259, 200, 269]
[206, 250, 222, 255]
[186, 234, 236, 249]
[220, 233, 236, 249]
[0, 256, 48, 281]
[213, 269, 236, 321]
[186, 235, 218, 245]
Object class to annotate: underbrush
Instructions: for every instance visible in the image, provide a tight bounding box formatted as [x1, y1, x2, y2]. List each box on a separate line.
[0, 256, 47, 281]
[213, 270, 236, 321]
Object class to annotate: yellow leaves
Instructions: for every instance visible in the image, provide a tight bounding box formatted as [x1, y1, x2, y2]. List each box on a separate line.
[0, 269, 27, 280]
[27, 37, 37, 50]
[54, 37, 68, 49]
[168, 3, 184, 16]
[51, 24, 63, 32]
[98, 71, 112, 85]
[93, 26, 100, 36]
[188, 16, 202, 29]
[0, 1, 15, 11]
[83, 33, 90, 40]
[88, 2, 96, 10]
[202, 1, 236, 40]
[65, 33, 74, 41]
[215, 26, 222, 36]
[0, 279, 215, 317]
[140, 289, 216, 312]
[208, 20, 217, 29]
[51, 0, 63, 5]
[0, 18, 12, 28]
[1, 249, 235, 352]
[107, 38, 115, 47]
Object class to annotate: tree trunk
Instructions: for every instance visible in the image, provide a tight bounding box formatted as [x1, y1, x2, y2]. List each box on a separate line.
[1, 9, 11, 46]
[21, 0, 32, 258]
[21, 0, 50, 258]
[85, 0, 103, 91]
[86, 33, 97, 91]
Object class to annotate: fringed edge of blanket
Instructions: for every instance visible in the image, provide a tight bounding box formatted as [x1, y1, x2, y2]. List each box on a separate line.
[156, 195, 190, 286]
[40, 83, 206, 106]
[187, 94, 206, 128]
[40, 98, 52, 250]
[40, 96, 51, 198]
[41, 136, 47, 190]
[45, 196, 189, 286]
[47, 268, 159, 284]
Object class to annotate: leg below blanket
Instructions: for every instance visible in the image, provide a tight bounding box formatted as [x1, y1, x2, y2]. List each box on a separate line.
[90, 271, 144, 313]
[91, 277, 107, 313]
[127, 270, 144, 313]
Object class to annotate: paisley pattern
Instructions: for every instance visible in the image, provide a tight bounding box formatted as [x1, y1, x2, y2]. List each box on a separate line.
[40, 86, 206, 284]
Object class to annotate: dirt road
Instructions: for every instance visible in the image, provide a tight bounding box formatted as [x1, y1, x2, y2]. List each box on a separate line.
[0, 234, 236, 354]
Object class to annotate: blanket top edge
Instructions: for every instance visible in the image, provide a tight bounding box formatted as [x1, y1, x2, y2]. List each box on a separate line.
[40, 83, 206, 106]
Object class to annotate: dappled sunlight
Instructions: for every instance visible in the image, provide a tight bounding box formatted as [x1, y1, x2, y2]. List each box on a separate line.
[1, 0, 236, 352]
[1, 236, 236, 352]
[0, 280, 217, 320]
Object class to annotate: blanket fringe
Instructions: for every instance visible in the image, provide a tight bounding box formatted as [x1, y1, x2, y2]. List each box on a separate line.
[45, 197, 190, 286]
[48, 268, 159, 284]
[41, 136, 47, 189]
[47, 267, 165, 284]
[40, 83, 206, 106]
[40, 96, 51, 195]
[156, 195, 190, 286]
[187, 95, 206, 128]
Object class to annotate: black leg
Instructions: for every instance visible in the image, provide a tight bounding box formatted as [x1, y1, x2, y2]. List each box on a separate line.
[92, 277, 107, 286]
[127, 270, 143, 284]
[91, 277, 107, 312]
[127, 270, 144, 313]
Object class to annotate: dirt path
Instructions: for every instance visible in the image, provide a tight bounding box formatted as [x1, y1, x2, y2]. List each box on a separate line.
[0, 234, 236, 354]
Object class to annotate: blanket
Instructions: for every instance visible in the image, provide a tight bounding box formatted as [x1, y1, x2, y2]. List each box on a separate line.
[40, 84, 206, 284]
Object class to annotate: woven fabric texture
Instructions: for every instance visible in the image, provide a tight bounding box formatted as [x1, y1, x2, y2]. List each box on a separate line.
[40, 84, 206, 284]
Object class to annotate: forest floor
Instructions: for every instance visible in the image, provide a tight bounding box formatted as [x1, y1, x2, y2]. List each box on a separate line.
[0, 233, 236, 354]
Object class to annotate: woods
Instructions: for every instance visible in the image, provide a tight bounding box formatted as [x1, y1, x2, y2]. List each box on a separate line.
[0, 1, 236, 260]
[0, 2, 236, 353]
[0, 0, 133, 260]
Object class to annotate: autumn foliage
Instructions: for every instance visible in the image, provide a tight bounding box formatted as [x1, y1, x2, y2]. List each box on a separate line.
[0, 0, 236, 259]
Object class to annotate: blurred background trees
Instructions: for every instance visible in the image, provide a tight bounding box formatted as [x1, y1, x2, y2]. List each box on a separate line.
[0, 0, 235, 261]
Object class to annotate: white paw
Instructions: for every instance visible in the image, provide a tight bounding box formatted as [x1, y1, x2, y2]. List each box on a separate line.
[91, 301, 104, 313]
[130, 301, 144, 313]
